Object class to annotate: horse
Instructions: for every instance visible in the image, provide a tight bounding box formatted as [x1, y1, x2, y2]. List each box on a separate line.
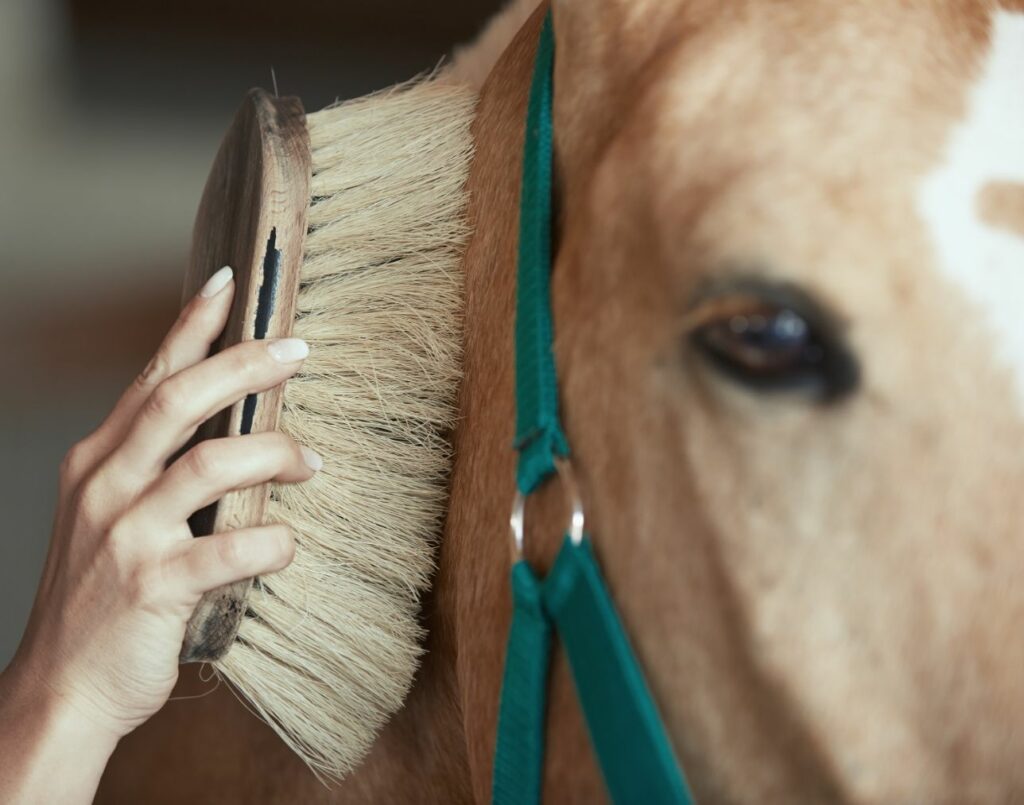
[98, 0, 1024, 801]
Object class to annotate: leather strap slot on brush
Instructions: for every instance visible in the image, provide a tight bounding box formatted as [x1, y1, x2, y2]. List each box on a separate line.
[178, 90, 311, 663]
[491, 12, 696, 804]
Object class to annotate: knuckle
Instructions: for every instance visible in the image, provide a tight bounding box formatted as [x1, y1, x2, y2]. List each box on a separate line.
[72, 457, 146, 532]
[123, 561, 160, 608]
[215, 534, 248, 573]
[59, 440, 92, 484]
[229, 345, 262, 382]
[136, 350, 170, 391]
[147, 377, 188, 420]
[98, 521, 141, 585]
[184, 441, 224, 481]
[74, 474, 110, 528]
[105, 513, 136, 547]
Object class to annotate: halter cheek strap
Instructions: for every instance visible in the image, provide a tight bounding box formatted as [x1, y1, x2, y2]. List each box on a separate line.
[491, 12, 696, 805]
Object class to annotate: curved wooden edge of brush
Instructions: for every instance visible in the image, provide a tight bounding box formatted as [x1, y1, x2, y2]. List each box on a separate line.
[178, 88, 312, 663]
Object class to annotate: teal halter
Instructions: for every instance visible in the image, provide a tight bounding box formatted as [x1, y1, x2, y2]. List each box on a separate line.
[491, 12, 696, 805]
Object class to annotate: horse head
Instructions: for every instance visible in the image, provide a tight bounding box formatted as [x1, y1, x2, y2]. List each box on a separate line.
[544, 0, 1024, 799]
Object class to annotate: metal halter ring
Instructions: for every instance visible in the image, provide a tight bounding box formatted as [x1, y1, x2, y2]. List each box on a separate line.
[509, 457, 585, 561]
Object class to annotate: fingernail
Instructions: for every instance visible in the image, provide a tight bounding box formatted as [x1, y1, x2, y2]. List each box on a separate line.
[268, 338, 309, 363]
[300, 446, 323, 472]
[199, 266, 233, 298]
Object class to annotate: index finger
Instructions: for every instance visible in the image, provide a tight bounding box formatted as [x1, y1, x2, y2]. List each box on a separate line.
[91, 267, 236, 458]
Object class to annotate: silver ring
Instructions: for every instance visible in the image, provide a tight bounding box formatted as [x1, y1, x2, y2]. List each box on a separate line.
[509, 457, 585, 561]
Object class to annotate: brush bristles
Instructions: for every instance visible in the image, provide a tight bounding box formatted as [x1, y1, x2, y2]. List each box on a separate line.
[215, 79, 476, 780]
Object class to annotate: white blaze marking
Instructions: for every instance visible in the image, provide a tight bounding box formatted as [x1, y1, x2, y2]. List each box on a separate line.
[917, 10, 1024, 409]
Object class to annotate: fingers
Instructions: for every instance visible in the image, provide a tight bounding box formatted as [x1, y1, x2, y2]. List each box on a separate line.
[131, 432, 321, 528]
[111, 336, 309, 477]
[162, 524, 296, 600]
[91, 266, 237, 458]
[140, 266, 238, 391]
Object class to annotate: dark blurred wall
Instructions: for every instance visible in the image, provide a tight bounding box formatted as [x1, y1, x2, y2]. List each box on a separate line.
[66, 0, 497, 113]
[0, 0, 502, 666]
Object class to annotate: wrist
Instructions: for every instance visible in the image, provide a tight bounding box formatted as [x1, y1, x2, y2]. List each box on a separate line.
[0, 661, 119, 803]
[4, 663, 120, 743]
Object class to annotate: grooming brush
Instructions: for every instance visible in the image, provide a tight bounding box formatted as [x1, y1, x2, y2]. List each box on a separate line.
[178, 80, 475, 779]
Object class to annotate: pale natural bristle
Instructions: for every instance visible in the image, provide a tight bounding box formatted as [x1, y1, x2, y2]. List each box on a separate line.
[215, 79, 476, 780]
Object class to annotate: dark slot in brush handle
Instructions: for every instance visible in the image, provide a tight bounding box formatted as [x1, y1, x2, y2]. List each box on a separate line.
[178, 88, 311, 663]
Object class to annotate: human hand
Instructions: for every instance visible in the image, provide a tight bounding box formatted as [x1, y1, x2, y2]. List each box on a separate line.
[0, 266, 319, 801]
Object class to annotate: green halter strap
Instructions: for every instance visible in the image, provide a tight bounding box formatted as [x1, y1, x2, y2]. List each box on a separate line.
[491, 12, 696, 805]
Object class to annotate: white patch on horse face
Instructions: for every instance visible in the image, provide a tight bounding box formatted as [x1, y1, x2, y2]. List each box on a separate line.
[917, 10, 1024, 412]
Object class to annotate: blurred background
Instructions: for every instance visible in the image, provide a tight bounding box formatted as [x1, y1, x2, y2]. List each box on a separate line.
[0, 0, 502, 665]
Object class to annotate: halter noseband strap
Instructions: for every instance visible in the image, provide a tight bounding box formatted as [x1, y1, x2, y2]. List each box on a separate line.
[491, 11, 696, 805]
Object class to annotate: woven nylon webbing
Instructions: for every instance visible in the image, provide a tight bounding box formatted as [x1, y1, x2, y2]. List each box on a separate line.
[513, 11, 568, 495]
[544, 537, 696, 804]
[491, 562, 553, 805]
[493, 8, 695, 805]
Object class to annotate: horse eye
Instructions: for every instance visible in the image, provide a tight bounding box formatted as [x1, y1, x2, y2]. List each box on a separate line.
[688, 282, 859, 401]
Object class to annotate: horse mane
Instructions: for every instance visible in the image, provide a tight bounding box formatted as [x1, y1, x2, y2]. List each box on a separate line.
[446, 0, 543, 89]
